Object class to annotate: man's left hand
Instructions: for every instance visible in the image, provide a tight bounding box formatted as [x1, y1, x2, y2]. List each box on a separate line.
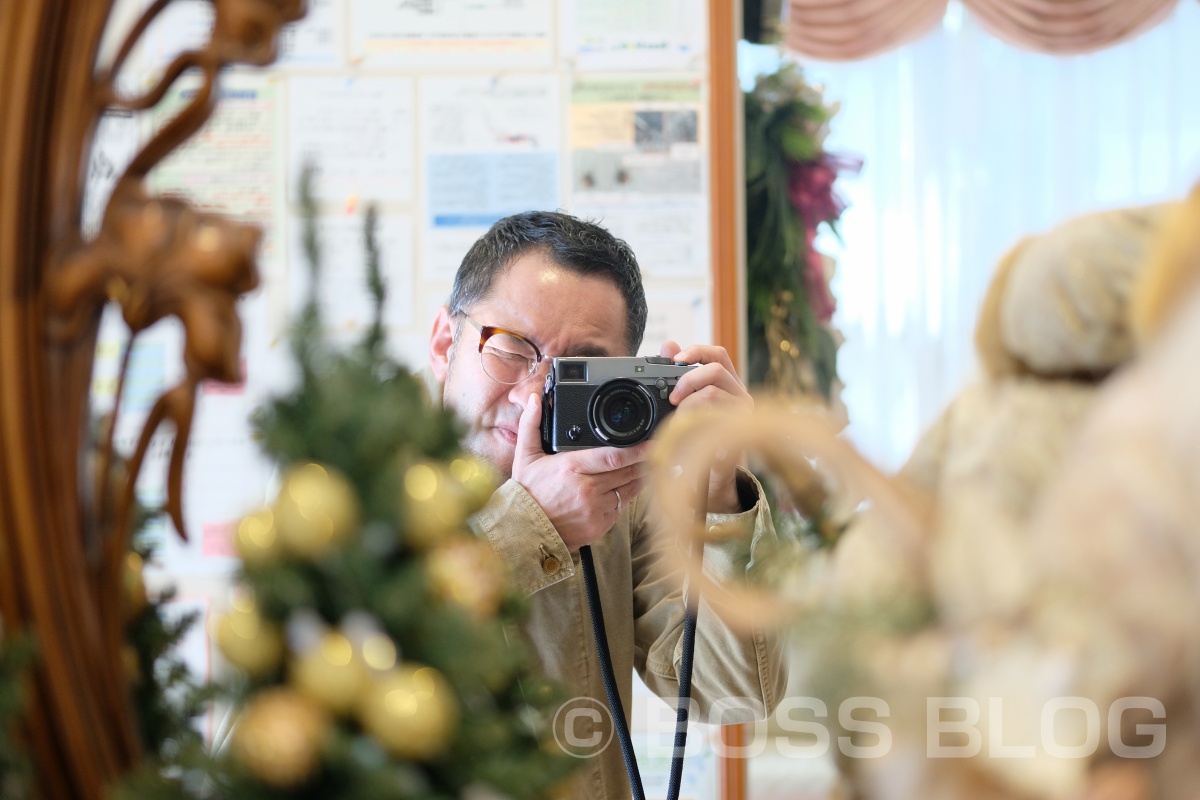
[659, 341, 753, 514]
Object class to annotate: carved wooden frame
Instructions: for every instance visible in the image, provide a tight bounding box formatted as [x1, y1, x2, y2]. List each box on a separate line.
[0, 2, 304, 797]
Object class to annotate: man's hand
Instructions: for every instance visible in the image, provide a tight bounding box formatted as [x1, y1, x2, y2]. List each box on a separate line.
[511, 393, 650, 552]
[660, 340, 754, 515]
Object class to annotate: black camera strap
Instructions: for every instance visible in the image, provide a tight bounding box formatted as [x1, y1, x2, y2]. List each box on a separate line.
[580, 547, 697, 800]
[578, 474, 705, 800]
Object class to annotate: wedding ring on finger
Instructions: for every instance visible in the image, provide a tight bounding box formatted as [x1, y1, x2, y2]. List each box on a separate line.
[614, 488, 622, 512]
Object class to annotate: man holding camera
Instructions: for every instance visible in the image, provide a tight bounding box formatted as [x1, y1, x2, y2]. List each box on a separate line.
[426, 210, 786, 799]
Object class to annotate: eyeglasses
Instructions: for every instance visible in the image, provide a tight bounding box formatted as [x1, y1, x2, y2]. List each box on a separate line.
[460, 315, 548, 385]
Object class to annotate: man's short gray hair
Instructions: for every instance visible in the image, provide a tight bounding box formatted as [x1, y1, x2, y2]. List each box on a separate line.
[447, 211, 648, 355]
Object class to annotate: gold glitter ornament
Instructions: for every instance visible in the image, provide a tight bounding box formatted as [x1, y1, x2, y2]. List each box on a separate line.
[231, 688, 329, 789]
[121, 644, 141, 684]
[447, 455, 499, 511]
[359, 632, 398, 673]
[290, 631, 368, 715]
[235, 507, 281, 566]
[357, 663, 459, 760]
[426, 539, 507, 620]
[273, 463, 361, 559]
[401, 461, 468, 549]
[214, 598, 285, 677]
[122, 551, 148, 623]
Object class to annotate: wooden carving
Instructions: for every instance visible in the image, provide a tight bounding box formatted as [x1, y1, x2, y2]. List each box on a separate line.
[0, 1, 304, 797]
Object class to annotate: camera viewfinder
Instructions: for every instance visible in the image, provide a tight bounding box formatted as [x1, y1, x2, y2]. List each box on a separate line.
[559, 361, 588, 381]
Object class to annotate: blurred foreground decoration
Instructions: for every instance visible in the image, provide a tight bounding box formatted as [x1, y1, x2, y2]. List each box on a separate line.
[653, 190, 1200, 799]
[1, 2, 302, 797]
[744, 62, 860, 414]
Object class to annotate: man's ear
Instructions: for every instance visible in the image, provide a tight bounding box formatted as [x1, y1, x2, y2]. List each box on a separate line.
[429, 305, 455, 382]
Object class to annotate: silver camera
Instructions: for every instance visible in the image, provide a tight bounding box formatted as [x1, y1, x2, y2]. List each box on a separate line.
[540, 356, 698, 453]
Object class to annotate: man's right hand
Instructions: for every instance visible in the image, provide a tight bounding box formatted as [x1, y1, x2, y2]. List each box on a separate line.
[511, 393, 649, 552]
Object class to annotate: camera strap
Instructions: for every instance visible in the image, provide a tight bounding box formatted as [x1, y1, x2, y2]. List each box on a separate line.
[580, 546, 697, 800]
[579, 473, 705, 800]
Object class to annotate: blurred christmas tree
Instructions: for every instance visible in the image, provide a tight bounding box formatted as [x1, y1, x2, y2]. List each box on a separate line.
[0, 630, 34, 799]
[113, 167, 578, 799]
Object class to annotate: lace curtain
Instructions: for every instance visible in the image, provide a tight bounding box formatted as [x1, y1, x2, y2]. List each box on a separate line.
[742, 1, 1200, 469]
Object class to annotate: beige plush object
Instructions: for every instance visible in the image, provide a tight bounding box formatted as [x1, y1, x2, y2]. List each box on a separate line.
[950, 194, 1200, 799]
[958, 278, 1200, 800]
[1130, 183, 1200, 344]
[781, 199, 1188, 800]
[1007, 190, 1200, 800]
[976, 205, 1167, 379]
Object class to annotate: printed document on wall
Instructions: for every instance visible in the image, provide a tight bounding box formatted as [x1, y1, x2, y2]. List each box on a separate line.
[287, 75, 415, 206]
[420, 74, 561, 278]
[561, 0, 704, 71]
[134, 0, 213, 71]
[570, 76, 703, 197]
[350, 0, 553, 68]
[640, 289, 711, 356]
[285, 210, 416, 348]
[83, 109, 141, 239]
[277, 0, 343, 67]
[91, 307, 182, 559]
[148, 74, 282, 261]
[172, 290, 277, 575]
[569, 76, 708, 278]
[572, 202, 708, 279]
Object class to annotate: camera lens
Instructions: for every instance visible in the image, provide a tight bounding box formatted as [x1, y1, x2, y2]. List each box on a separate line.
[589, 380, 655, 445]
[604, 397, 639, 433]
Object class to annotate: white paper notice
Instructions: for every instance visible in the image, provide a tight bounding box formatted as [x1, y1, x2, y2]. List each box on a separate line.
[560, 0, 705, 71]
[83, 109, 141, 240]
[288, 75, 415, 206]
[137, 0, 214, 70]
[148, 75, 281, 259]
[277, 0, 342, 67]
[286, 210, 416, 345]
[350, 0, 553, 68]
[175, 428, 273, 571]
[420, 74, 561, 277]
[573, 202, 708, 279]
[640, 289, 711, 355]
[570, 76, 704, 201]
[91, 305, 184, 556]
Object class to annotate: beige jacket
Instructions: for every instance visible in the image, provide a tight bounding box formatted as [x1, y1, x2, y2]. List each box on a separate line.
[423, 370, 787, 799]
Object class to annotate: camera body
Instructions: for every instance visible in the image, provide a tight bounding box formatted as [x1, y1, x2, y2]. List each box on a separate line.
[541, 356, 698, 453]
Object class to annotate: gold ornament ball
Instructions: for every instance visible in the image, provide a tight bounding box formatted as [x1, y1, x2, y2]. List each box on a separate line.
[214, 599, 285, 677]
[401, 461, 468, 549]
[232, 688, 329, 789]
[235, 507, 281, 567]
[291, 632, 368, 715]
[359, 631, 398, 673]
[122, 551, 148, 623]
[121, 644, 141, 685]
[274, 463, 361, 559]
[447, 456, 498, 511]
[358, 663, 459, 760]
[426, 540, 506, 620]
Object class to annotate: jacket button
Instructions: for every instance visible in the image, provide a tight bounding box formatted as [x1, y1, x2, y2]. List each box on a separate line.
[542, 555, 561, 575]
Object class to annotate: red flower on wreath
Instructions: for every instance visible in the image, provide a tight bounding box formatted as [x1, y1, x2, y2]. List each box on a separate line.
[787, 154, 862, 323]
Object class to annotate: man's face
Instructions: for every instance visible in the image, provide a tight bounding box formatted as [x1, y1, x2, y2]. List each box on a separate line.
[429, 249, 630, 478]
